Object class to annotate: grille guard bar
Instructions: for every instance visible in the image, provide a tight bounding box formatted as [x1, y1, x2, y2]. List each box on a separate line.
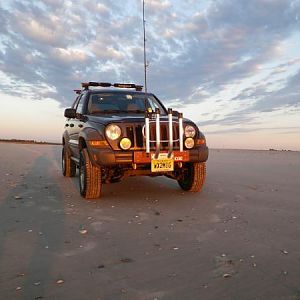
[144, 109, 184, 158]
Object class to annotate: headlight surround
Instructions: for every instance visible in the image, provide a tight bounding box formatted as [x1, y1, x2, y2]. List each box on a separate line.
[185, 137, 195, 149]
[184, 125, 196, 138]
[105, 124, 121, 140]
[120, 137, 132, 150]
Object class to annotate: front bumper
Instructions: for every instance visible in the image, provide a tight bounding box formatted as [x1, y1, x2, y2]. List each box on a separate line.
[88, 145, 209, 167]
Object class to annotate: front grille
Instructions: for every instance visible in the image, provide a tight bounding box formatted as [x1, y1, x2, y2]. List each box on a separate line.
[135, 125, 143, 147]
[124, 122, 180, 150]
[126, 126, 134, 144]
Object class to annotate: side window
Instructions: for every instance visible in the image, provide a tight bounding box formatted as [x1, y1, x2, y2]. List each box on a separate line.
[76, 94, 85, 114]
[72, 96, 80, 109]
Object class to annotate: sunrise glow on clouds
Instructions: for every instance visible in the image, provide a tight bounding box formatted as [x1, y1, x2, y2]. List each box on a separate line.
[0, 0, 299, 149]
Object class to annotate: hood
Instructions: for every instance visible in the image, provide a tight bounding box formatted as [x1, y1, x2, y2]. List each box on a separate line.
[88, 113, 146, 125]
[87, 113, 193, 125]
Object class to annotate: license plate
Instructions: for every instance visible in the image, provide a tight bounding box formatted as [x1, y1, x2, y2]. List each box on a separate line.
[151, 153, 174, 172]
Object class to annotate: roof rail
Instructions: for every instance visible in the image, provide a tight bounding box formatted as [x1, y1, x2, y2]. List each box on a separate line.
[81, 82, 143, 91]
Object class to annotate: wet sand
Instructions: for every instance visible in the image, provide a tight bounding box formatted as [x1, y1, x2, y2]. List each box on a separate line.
[0, 143, 299, 300]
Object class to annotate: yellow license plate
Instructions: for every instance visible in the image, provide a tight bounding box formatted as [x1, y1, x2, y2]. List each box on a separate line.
[151, 158, 174, 172]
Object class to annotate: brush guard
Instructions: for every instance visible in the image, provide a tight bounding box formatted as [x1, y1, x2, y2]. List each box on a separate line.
[143, 108, 184, 172]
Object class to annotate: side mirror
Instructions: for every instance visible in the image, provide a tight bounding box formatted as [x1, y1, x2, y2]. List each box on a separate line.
[64, 108, 76, 119]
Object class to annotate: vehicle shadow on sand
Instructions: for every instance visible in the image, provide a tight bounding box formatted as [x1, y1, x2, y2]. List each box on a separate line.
[69, 174, 202, 203]
[0, 155, 65, 299]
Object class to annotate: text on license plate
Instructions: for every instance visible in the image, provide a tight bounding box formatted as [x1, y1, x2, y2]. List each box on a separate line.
[151, 159, 174, 172]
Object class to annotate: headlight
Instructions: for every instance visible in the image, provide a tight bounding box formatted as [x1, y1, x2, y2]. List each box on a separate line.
[184, 125, 196, 137]
[105, 124, 121, 140]
[120, 138, 131, 150]
[185, 137, 195, 149]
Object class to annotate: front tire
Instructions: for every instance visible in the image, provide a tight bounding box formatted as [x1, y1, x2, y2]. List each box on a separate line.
[62, 147, 76, 177]
[177, 162, 206, 192]
[79, 148, 102, 199]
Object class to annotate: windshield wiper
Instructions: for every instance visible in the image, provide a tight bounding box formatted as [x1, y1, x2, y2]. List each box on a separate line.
[90, 110, 128, 114]
[101, 110, 128, 113]
[126, 110, 145, 113]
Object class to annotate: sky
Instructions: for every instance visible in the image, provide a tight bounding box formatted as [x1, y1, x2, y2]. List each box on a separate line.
[0, 0, 300, 150]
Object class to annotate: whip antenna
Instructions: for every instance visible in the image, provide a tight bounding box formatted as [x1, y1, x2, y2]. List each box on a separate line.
[143, 0, 148, 96]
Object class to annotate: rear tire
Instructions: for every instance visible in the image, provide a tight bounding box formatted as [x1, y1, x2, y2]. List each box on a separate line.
[79, 148, 102, 199]
[62, 147, 76, 177]
[177, 162, 206, 192]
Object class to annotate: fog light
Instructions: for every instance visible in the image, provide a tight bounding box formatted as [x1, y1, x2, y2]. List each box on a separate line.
[184, 138, 194, 149]
[120, 138, 131, 150]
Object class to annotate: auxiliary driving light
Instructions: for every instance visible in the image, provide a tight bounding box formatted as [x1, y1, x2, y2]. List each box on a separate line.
[184, 125, 196, 138]
[106, 124, 121, 140]
[120, 137, 132, 150]
[185, 137, 195, 149]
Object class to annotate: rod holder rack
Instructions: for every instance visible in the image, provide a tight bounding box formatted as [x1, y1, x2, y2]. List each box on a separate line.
[144, 109, 184, 157]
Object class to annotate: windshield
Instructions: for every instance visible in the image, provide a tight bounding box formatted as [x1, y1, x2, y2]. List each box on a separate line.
[87, 92, 166, 115]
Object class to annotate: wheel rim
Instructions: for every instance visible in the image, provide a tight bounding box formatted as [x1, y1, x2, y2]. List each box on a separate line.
[62, 149, 66, 173]
[79, 158, 85, 193]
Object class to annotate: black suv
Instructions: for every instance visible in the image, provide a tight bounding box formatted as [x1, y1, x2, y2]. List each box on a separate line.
[62, 82, 208, 199]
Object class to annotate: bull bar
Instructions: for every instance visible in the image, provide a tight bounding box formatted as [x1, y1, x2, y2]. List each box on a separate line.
[144, 108, 184, 158]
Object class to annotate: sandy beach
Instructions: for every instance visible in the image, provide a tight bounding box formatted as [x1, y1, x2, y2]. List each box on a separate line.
[0, 143, 299, 300]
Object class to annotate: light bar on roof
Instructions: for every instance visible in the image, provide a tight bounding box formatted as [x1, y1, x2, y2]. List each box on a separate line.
[88, 81, 101, 86]
[81, 82, 112, 89]
[114, 83, 144, 91]
[113, 83, 136, 88]
[80, 82, 144, 91]
[91, 82, 111, 87]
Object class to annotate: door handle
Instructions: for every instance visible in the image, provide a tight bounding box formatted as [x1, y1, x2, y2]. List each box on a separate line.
[70, 124, 74, 127]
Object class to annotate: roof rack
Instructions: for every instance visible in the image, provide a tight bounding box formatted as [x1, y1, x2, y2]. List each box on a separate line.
[81, 82, 143, 91]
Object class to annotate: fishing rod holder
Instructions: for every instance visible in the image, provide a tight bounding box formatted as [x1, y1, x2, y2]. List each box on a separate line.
[144, 109, 184, 158]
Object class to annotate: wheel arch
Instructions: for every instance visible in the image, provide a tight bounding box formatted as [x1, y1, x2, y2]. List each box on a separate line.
[78, 137, 87, 151]
[78, 127, 106, 152]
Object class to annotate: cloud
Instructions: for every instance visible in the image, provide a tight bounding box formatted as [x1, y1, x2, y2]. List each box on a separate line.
[231, 67, 300, 114]
[50, 48, 89, 64]
[146, 0, 171, 12]
[18, 17, 62, 46]
[250, 70, 300, 112]
[206, 126, 300, 135]
[0, 0, 299, 124]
